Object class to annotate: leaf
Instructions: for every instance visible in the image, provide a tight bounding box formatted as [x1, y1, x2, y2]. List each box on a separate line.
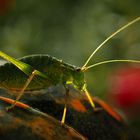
[0, 95, 86, 140]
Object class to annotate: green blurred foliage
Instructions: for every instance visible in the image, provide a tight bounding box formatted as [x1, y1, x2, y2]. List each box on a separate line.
[0, 0, 140, 98]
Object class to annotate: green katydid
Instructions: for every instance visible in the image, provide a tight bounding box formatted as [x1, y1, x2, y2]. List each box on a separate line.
[0, 17, 140, 124]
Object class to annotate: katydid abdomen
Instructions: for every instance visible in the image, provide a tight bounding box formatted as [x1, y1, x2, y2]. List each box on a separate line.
[0, 54, 85, 92]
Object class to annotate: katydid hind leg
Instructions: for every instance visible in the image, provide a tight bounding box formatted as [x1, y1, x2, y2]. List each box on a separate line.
[0, 51, 47, 79]
[6, 70, 39, 110]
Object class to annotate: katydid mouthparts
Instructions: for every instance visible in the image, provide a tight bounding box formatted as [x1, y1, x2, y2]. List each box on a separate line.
[0, 16, 140, 124]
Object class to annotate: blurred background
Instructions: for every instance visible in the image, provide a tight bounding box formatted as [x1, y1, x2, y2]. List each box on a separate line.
[0, 0, 140, 136]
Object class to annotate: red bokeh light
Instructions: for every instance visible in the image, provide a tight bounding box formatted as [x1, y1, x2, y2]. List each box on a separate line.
[108, 66, 140, 115]
[0, 0, 15, 15]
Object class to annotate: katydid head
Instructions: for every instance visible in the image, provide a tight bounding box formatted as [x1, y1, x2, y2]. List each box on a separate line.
[73, 68, 86, 91]
[74, 15, 140, 92]
[80, 17, 140, 72]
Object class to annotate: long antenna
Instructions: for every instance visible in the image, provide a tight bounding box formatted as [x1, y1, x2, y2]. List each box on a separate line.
[82, 16, 140, 69]
[82, 59, 140, 71]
